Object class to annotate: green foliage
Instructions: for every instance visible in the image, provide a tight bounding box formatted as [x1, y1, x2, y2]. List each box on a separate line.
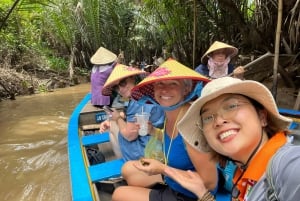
[139, 0, 195, 63]
[46, 56, 68, 71]
[21, 80, 29, 88]
[74, 66, 89, 76]
[1, 0, 299, 77]
[37, 84, 48, 93]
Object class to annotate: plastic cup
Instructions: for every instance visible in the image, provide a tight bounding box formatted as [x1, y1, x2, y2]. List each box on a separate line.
[135, 112, 150, 136]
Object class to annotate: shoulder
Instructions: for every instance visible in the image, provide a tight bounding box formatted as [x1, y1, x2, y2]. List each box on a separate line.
[126, 100, 140, 119]
[272, 143, 300, 164]
[272, 144, 300, 172]
[195, 63, 208, 70]
[271, 144, 300, 200]
[249, 145, 300, 200]
[228, 64, 234, 73]
[127, 99, 139, 110]
[195, 64, 208, 75]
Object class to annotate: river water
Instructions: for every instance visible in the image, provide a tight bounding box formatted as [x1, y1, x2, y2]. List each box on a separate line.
[0, 84, 90, 201]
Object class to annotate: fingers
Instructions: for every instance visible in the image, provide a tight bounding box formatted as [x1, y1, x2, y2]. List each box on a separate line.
[233, 66, 245, 79]
[109, 110, 124, 121]
[99, 126, 106, 133]
[234, 66, 245, 74]
[99, 121, 110, 132]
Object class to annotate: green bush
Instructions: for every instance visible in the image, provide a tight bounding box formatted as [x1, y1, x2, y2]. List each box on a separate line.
[47, 56, 68, 71]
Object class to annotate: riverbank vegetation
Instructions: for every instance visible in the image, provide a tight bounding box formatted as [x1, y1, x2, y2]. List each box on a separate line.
[0, 0, 299, 106]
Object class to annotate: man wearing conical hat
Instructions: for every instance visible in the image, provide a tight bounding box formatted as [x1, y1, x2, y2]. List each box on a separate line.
[195, 41, 244, 79]
[90, 47, 117, 107]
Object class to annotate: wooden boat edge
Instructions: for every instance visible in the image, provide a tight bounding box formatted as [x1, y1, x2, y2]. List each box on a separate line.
[68, 93, 95, 201]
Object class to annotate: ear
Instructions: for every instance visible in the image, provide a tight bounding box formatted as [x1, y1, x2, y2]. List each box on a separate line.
[183, 86, 191, 96]
[258, 109, 268, 127]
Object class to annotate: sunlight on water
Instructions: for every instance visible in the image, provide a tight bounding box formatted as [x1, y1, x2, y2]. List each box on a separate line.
[0, 84, 90, 201]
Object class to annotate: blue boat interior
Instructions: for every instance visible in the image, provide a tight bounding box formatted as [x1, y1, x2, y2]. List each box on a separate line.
[68, 93, 299, 201]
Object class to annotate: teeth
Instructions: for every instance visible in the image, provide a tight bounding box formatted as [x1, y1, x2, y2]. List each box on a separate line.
[161, 96, 171, 100]
[219, 130, 235, 140]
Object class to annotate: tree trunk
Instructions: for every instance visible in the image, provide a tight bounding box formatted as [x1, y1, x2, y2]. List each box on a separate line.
[0, 0, 21, 31]
[69, 47, 75, 83]
[192, 0, 196, 69]
[272, 0, 283, 101]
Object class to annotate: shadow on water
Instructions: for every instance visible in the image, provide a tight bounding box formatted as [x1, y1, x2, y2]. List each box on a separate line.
[0, 84, 90, 201]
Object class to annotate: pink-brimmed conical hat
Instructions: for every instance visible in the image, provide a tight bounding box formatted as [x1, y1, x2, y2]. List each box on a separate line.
[131, 58, 210, 100]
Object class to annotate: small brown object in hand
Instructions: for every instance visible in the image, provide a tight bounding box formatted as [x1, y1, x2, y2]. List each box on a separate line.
[140, 158, 150, 166]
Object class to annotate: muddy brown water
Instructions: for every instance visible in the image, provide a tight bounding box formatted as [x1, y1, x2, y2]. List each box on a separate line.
[0, 84, 90, 201]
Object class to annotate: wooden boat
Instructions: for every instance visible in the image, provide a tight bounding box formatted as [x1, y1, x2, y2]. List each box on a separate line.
[68, 93, 300, 201]
[68, 93, 124, 201]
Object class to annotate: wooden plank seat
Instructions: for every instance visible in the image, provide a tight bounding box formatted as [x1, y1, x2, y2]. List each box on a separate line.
[81, 124, 101, 131]
[81, 131, 125, 183]
[82, 132, 110, 146]
[89, 159, 125, 183]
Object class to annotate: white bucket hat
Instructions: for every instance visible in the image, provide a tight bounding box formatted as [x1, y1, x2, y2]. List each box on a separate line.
[90, 47, 117, 65]
[177, 77, 292, 152]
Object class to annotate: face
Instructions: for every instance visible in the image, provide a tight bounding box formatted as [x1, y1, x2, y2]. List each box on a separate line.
[210, 49, 227, 62]
[153, 80, 190, 107]
[113, 77, 135, 98]
[200, 94, 267, 163]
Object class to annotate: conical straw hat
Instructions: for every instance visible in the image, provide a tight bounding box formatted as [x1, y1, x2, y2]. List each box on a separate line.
[201, 41, 238, 64]
[131, 58, 210, 100]
[102, 64, 146, 96]
[90, 47, 117, 65]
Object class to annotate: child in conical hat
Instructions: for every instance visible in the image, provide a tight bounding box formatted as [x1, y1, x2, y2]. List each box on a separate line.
[100, 63, 165, 161]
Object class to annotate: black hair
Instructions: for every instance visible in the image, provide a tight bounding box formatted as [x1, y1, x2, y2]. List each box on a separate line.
[245, 96, 279, 138]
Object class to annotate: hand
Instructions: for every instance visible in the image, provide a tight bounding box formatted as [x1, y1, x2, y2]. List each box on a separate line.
[109, 108, 122, 121]
[233, 66, 245, 79]
[164, 167, 208, 198]
[100, 120, 110, 133]
[133, 158, 165, 176]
